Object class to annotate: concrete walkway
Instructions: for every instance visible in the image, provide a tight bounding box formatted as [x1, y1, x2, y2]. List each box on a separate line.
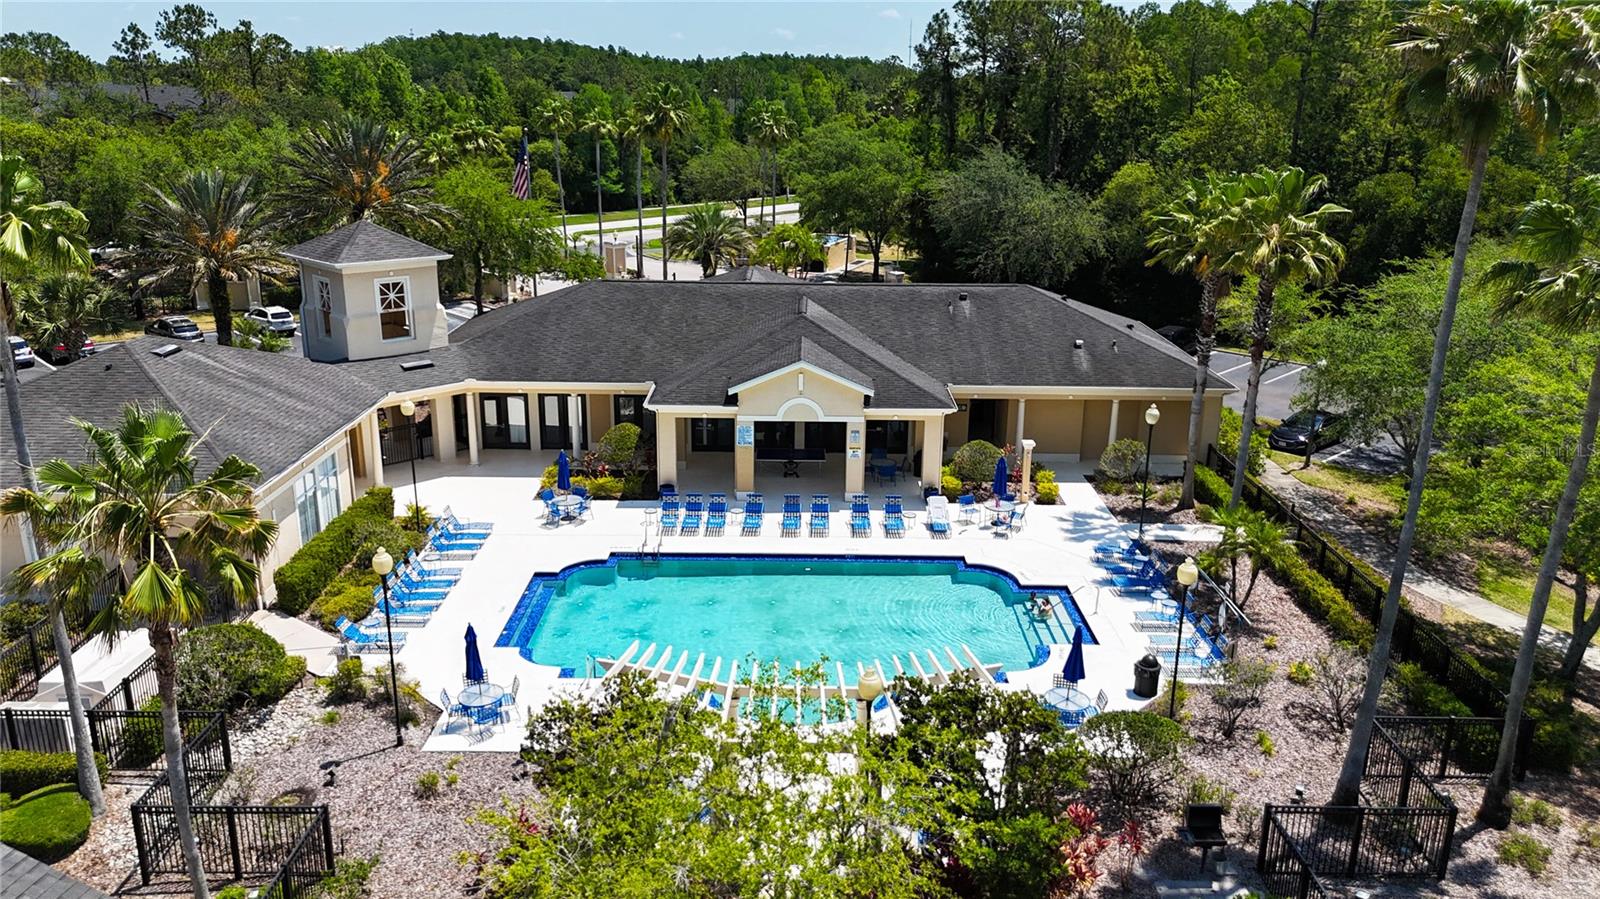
[249, 609, 342, 677]
[1257, 461, 1599, 672]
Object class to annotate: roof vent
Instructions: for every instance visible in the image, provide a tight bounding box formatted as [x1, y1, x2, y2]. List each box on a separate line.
[797, 294, 810, 316]
[1112, 339, 1118, 353]
[150, 344, 181, 358]
[947, 299, 954, 315]
[958, 292, 970, 317]
[400, 359, 434, 372]
[1073, 339, 1084, 350]
[1126, 322, 1135, 330]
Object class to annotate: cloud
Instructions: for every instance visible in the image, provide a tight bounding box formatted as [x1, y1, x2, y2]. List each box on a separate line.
[879, 8, 901, 19]
[773, 27, 796, 40]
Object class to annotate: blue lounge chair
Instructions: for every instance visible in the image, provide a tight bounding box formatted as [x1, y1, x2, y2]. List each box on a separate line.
[781, 494, 802, 536]
[399, 552, 458, 586]
[741, 494, 763, 534]
[438, 507, 493, 534]
[402, 550, 462, 577]
[925, 496, 951, 537]
[367, 604, 431, 627]
[957, 494, 978, 523]
[849, 495, 871, 537]
[659, 496, 680, 533]
[706, 493, 728, 534]
[335, 616, 406, 652]
[370, 588, 444, 614]
[809, 495, 830, 535]
[1110, 560, 1165, 591]
[882, 495, 906, 537]
[680, 493, 704, 534]
[396, 567, 454, 595]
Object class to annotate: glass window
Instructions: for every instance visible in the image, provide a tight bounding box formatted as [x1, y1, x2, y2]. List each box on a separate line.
[614, 395, 642, 426]
[316, 278, 333, 337]
[376, 278, 412, 341]
[293, 453, 342, 545]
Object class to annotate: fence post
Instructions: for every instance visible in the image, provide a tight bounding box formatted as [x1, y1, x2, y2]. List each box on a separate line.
[1256, 806, 1273, 873]
[25, 623, 43, 685]
[226, 806, 244, 879]
[320, 806, 336, 871]
[1437, 804, 1458, 879]
[1345, 809, 1365, 876]
[1439, 718, 1455, 780]
[1398, 753, 1413, 807]
[132, 807, 152, 885]
[121, 672, 136, 712]
[220, 713, 233, 771]
[3, 708, 16, 749]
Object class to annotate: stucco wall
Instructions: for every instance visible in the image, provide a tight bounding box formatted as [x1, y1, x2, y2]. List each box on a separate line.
[334, 263, 447, 362]
[736, 368, 866, 420]
[255, 437, 356, 604]
[1026, 399, 1084, 455]
[298, 264, 350, 362]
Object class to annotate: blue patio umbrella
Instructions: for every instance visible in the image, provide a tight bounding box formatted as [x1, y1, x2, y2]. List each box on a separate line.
[556, 450, 571, 492]
[1061, 626, 1086, 685]
[465, 625, 485, 684]
[992, 455, 1009, 498]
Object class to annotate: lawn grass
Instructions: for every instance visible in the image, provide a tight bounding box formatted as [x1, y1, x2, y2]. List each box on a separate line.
[1267, 450, 1403, 517]
[562, 195, 789, 227]
[1477, 557, 1577, 633]
[93, 310, 219, 342]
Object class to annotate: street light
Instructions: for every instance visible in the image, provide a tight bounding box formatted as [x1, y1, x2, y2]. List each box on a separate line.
[399, 400, 422, 529]
[370, 547, 404, 747]
[1139, 403, 1161, 542]
[857, 667, 885, 730]
[1168, 556, 1200, 719]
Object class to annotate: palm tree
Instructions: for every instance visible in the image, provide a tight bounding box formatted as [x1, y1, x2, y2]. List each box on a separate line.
[644, 83, 690, 280]
[0, 154, 104, 818]
[1146, 174, 1246, 511]
[665, 205, 752, 277]
[1331, 0, 1595, 809]
[535, 98, 574, 255]
[450, 119, 504, 158]
[14, 272, 112, 360]
[623, 107, 649, 278]
[131, 170, 284, 347]
[1, 405, 277, 899]
[278, 114, 439, 231]
[755, 222, 822, 276]
[752, 100, 793, 227]
[1215, 167, 1347, 508]
[579, 110, 615, 266]
[1476, 177, 1600, 826]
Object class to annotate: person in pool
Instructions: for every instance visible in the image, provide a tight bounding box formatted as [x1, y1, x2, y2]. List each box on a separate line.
[1032, 592, 1053, 617]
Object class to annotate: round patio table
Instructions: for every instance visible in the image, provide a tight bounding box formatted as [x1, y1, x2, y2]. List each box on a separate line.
[458, 682, 505, 710]
[983, 498, 1015, 527]
[1043, 684, 1092, 713]
[552, 494, 582, 521]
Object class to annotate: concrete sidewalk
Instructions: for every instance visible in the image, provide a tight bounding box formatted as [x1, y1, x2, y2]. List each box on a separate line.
[1257, 461, 1598, 672]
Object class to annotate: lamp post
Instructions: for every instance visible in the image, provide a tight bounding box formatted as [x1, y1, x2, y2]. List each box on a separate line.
[1230, 525, 1243, 608]
[400, 400, 422, 529]
[1168, 556, 1199, 719]
[370, 547, 405, 747]
[857, 666, 885, 731]
[1139, 403, 1160, 542]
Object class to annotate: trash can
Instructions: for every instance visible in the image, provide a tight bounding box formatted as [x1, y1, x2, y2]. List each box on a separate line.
[1133, 653, 1162, 699]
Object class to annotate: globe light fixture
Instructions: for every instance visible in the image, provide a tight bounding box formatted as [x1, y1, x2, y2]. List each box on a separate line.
[370, 546, 404, 746]
[857, 667, 885, 730]
[1139, 403, 1161, 542]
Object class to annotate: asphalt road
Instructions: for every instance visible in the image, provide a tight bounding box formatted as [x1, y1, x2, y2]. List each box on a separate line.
[1211, 349, 1405, 475]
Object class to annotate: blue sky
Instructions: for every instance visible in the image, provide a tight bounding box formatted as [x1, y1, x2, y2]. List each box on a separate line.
[5, 1, 962, 62]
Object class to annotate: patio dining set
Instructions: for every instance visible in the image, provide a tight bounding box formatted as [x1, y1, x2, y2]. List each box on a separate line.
[439, 624, 521, 739]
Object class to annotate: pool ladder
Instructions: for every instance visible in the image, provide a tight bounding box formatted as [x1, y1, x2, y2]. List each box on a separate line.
[640, 517, 662, 562]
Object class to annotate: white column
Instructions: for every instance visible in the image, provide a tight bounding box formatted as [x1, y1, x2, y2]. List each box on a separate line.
[434, 393, 457, 464]
[656, 413, 678, 487]
[1020, 438, 1036, 502]
[466, 392, 481, 466]
[527, 390, 540, 454]
[363, 412, 385, 486]
[1107, 399, 1121, 448]
[1014, 398, 1027, 451]
[568, 394, 582, 458]
[920, 416, 944, 489]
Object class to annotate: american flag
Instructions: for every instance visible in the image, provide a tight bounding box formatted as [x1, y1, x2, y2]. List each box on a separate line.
[511, 131, 531, 200]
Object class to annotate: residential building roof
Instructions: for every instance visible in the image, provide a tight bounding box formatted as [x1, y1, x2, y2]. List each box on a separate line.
[1, 338, 386, 490]
[281, 220, 451, 268]
[705, 264, 799, 283]
[340, 281, 1232, 407]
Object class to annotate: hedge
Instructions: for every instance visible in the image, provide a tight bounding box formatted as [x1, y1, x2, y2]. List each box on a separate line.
[0, 784, 91, 862]
[0, 750, 108, 798]
[273, 486, 396, 615]
[539, 464, 624, 499]
[176, 622, 306, 711]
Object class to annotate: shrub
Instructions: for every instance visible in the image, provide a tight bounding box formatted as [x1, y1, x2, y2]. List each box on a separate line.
[324, 658, 369, 704]
[1311, 646, 1366, 731]
[1577, 820, 1600, 850]
[309, 570, 380, 632]
[319, 710, 341, 726]
[215, 887, 250, 899]
[1209, 657, 1275, 739]
[595, 423, 643, 473]
[1286, 660, 1314, 686]
[1097, 438, 1147, 481]
[1387, 662, 1473, 718]
[1079, 711, 1188, 811]
[1262, 635, 1279, 651]
[176, 623, 305, 712]
[371, 664, 425, 727]
[122, 697, 166, 768]
[1183, 773, 1238, 815]
[0, 600, 47, 641]
[577, 475, 624, 499]
[1509, 795, 1562, 830]
[273, 487, 397, 615]
[1033, 468, 1059, 505]
[413, 770, 440, 799]
[0, 750, 108, 797]
[621, 473, 649, 500]
[310, 855, 378, 899]
[1498, 832, 1551, 875]
[1218, 407, 1265, 475]
[0, 784, 91, 862]
[951, 439, 1005, 484]
[1255, 729, 1276, 757]
[941, 468, 962, 501]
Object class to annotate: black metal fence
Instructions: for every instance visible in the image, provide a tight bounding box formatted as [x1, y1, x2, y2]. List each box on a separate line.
[258, 811, 339, 899]
[1362, 720, 1459, 814]
[1204, 446, 1517, 721]
[1257, 813, 1335, 899]
[0, 706, 227, 771]
[0, 614, 90, 702]
[89, 654, 160, 713]
[1371, 714, 1519, 782]
[1258, 801, 1456, 882]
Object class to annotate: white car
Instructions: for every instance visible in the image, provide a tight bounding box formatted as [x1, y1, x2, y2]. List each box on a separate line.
[8, 335, 36, 368]
[245, 305, 298, 336]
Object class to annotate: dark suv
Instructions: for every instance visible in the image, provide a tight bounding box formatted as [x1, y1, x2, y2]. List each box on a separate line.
[1269, 409, 1346, 453]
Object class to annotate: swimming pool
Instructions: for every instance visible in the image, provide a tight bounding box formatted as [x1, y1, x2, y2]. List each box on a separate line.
[495, 554, 1091, 682]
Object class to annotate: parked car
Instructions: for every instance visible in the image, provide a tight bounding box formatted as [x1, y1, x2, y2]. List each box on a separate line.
[145, 316, 206, 342]
[39, 336, 96, 364]
[1155, 325, 1197, 354]
[1269, 409, 1347, 453]
[8, 335, 35, 368]
[244, 306, 297, 335]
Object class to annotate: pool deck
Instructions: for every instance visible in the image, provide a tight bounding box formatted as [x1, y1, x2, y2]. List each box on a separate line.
[368, 452, 1206, 752]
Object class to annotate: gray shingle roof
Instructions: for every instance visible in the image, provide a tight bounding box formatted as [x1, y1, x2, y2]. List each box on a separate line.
[2, 338, 386, 490]
[705, 264, 799, 283]
[337, 281, 1230, 407]
[282, 220, 450, 267]
[2, 843, 110, 898]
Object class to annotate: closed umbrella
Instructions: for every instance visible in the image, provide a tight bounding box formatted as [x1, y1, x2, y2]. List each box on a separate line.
[556, 450, 571, 492]
[465, 625, 485, 684]
[1062, 626, 1086, 685]
[992, 456, 1009, 498]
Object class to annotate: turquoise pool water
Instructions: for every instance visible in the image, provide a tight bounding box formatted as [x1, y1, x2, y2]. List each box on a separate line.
[495, 555, 1090, 682]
